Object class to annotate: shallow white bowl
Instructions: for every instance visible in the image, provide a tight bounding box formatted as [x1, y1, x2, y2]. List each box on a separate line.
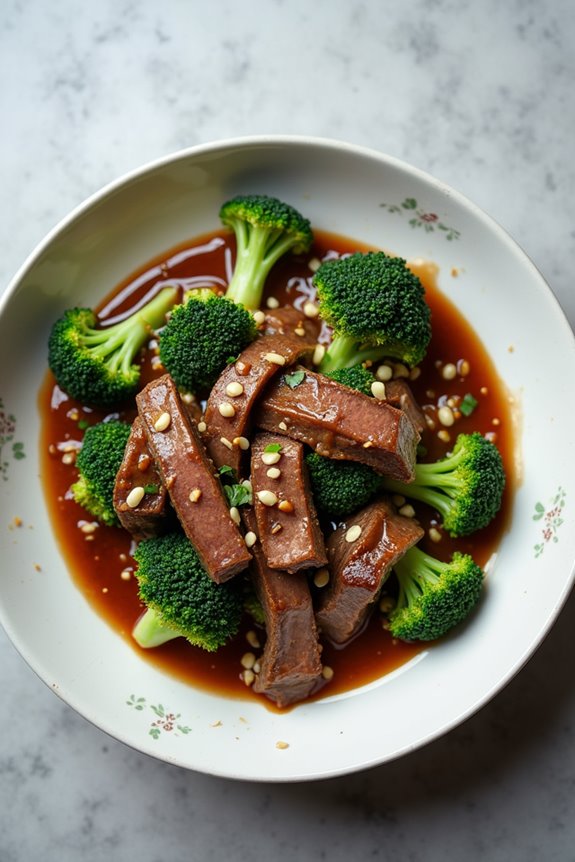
[1, 136, 574, 781]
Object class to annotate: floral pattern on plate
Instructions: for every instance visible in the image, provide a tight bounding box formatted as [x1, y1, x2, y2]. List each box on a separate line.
[533, 486, 566, 558]
[380, 198, 461, 241]
[126, 694, 192, 739]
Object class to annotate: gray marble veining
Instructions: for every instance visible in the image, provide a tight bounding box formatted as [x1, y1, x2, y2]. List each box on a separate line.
[1, 1, 575, 860]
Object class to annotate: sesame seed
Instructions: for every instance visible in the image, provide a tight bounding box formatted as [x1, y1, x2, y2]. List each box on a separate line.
[278, 421, 288, 431]
[120, 569, 132, 581]
[425, 415, 436, 430]
[313, 568, 330, 588]
[345, 524, 362, 543]
[278, 499, 294, 513]
[376, 364, 393, 382]
[438, 429, 451, 443]
[371, 381, 386, 400]
[246, 630, 261, 649]
[303, 301, 319, 318]
[399, 503, 416, 518]
[253, 310, 266, 325]
[313, 344, 326, 365]
[189, 488, 202, 503]
[126, 486, 145, 508]
[266, 467, 281, 479]
[235, 360, 249, 375]
[294, 325, 306, 337]
[218, 402, 236, 418]
[241, 652, 256, 670]
[492, 417, 500, 426]
[379, 595, 395, 613]
[393, 363, 409, 379]
[226, 381, 244, 397]
[233, 436, 250, 450]
[137, 453, 151, 471]
[229, 507, 241, 525]
[153, 412, 171, 432]
[308, 257, 322, 272]
[322, 666, 334, 681]
[459, 360, 471, 376]
[437, 405, 455, 427]
[264, 352, 286, 366]
[270, 522, 283, 534]
[61, 452, 75, 465]
[243, 669, 256, 686]
[197, 420, 207, 433]
[220, 436, 233, 450]
[244, 531, 257, 548]
[261, 451, 281, 465]
[363, 441, 374, 448]
[480, 386, 488, 395]
[257, 490, 278, 507]
[253, 661, 261, 674]
[80, 522, 97, 534]
[275, 740, 289, 749]
[442, 363, 457, 380]
[428, 527, 442, 543]
[266, 296, 280, 309]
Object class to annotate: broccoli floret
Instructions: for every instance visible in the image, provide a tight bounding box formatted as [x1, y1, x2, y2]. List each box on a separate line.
[71, 420, 131, 526]
[48, 287, 177, 406]
[381, 432, 505, 537]
[159, 289, 257, 393]
[313, 252, 431, 372]
[220, 194, 313, 309]
[326, 364, 374, 396]
[132, 532, 243, 652]
[388, 546, 484, 642]
[306, 452, 383, 519]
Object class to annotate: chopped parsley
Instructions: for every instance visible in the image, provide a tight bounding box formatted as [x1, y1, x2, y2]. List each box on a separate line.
[460, 393, 478, 417]
[143, 483, 159, 495]
[224, 483, 253, 508]
[283, 370, 306, 389]
[264, 443, 282, 454]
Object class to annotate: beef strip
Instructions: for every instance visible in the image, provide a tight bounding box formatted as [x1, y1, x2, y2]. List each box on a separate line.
[203, 333, 316, 475]
[136, 374, 251, 583]
[113, 416, 170, 541]
[315, 498, 424, 645]
[250, 432, 327, 573]
[384, 379, 427, 434]
[263, 305, 321, 343]
[243, 510, 324, 708]
[254, 368, 420, 482]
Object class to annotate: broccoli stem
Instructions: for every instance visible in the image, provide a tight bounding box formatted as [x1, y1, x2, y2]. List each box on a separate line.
[132, 607, 179, 648]
[319, 333, 389, 374]
[394, 547, 442, 601]
[85, 287, 177, 371]
[226, 225, 298, 309]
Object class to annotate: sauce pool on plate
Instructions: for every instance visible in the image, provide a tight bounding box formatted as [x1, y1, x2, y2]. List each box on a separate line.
[39, 229, 515, 710]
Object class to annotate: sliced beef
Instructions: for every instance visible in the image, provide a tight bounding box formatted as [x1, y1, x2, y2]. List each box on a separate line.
[250, 433, 327, 573]
[315, 498, 424, 645]
[243, 510, 324, 708]
[254, 368, 420, 482]
[384, 379, 427, 434]
[203, 333, 316, 475]
[136, 374, 251, 583]
[263, 305, 321, 343]
[113, 417, 170, 541]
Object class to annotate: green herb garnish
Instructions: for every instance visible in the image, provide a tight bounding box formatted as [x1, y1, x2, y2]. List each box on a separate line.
[78, 419, 90, 431]
[218, 464, 236, 479]
[224, 483, 253, 508]
[264, 443, 283, 454]
[284, 370, 306, 389]
[460, 393, 478, 417]
[143, 483, 159, 495]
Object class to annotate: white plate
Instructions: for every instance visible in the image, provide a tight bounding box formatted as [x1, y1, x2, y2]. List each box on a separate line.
[1, 136, 574, 781]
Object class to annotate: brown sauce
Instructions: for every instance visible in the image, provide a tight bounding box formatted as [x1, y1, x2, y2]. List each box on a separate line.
[39, 229, 515, 710]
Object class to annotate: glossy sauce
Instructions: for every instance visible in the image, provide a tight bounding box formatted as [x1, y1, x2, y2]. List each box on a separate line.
[39, 229, 515, 710]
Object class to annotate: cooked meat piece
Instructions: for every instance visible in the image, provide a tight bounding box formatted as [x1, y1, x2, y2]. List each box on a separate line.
[243, 510, 324, 708]
[263, 305, 321, 343]
[254, 368, 420, 482]
[113, 417, 170, 541]
[250, 433, 327, 573]
[203, 333, 315, 475]
[136, 374, 251, 583]
[384, 379, 427, 434]
[315, 499, 424, 645]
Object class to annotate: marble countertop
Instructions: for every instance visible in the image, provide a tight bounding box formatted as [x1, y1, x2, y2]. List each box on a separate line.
[1, 1, 574, 859]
